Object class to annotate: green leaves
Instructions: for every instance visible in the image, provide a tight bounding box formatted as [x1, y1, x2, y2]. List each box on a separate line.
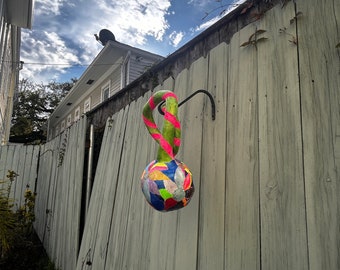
[10, 78, 77, 142]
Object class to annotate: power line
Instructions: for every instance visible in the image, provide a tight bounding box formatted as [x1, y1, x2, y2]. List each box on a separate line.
[1, 60, 122, 67]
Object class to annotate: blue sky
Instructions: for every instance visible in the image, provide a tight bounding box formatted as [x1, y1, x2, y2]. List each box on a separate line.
[20, 0, 244, 83]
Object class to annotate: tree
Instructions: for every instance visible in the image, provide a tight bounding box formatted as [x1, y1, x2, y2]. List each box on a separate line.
[10, 78, 77, 143]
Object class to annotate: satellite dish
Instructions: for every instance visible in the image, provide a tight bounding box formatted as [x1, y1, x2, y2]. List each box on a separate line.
[94, 29, 115, 46]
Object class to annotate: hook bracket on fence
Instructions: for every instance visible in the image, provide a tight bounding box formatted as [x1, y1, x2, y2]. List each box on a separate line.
[157, 89, 216, 120]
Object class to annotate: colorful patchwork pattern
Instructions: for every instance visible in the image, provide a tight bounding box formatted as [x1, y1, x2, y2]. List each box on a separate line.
[141, 159, 194, 211]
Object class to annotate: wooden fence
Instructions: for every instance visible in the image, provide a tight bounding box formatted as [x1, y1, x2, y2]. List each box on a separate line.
[75, 2, 339, 269]
[0, 1, 338, 269]
[34, 117, 87, 270]
[0, 144, 39, 208]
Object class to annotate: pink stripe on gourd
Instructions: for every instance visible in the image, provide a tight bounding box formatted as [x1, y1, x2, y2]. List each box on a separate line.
[162, 92, 177, 100]
[158, 136, 174, 159]
[164, 111, 180, 129]
[149, 96, 156, 110]
[143, 90, 180, 162]
[174, 138, 181, 146]
[151, 133, 174, 158]
[143, 115, 158, 129]
[151, 133, 162, 140]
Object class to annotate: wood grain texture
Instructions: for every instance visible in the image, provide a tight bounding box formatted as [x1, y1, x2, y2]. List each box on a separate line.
[44, 118, 86, 270]
[76, 108, 128, 270]
[76, 116, 113, 270]
[0, 144, 40, 209]
[196, 43, 227, 270]
[118, 96, 151, 270]
[146, 78, 180, 270]
[257, 2, 308, 269]
[90, 107, 129, 270]
[34, 139, 58, 246]
[173, 56, 207, 270]
[3, 2, 339, 270]
[226, 23, 260, 270]
[297, 0, 340, 269]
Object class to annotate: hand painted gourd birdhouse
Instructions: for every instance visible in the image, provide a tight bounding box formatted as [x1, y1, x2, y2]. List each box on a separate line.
[141, 90, 194, 212]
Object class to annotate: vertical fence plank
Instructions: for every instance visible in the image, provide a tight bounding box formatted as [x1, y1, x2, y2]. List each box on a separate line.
[173, 56, 207, 270]
[0, 146, 8, 187]
[0, 145, 40, 209]
[93, 107, 129, 269]
[197, 43, 227, 269]
[146, 78, 180, 270]
[77, 108, 128, 269]
[257, 3, 308, 269]
[34, 141, 55, 243]
[105, 104, 149, 269]
[116, 97, 151, 270]
[10, 145, 21, 204]
[43, 117, 86, 270]
[45, 136, 61, 253]
[76, 116, 114, 269]
[225, 23, 260, 270]
[297, 0, 340, 269]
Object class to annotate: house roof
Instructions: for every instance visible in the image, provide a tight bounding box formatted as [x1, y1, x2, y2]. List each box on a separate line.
[5, 0, 34, 29]
[49, 40, 163, 125]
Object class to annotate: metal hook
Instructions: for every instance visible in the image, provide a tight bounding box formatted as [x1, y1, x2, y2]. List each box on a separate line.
[39, 149, 54, 157]
[157, 89, 216, 120]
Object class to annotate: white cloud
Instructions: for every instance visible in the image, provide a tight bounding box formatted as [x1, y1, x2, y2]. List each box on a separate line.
[34, 0, 67, 16]
[169, 31, 184, 47]
[20, 30, 81, 82]
[187, 0, 212, 7]
[20, 0, 172, 82]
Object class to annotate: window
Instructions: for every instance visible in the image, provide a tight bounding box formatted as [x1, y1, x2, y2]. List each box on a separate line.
[66, 114, 72, 127]
[101, 81, 110, 102]
[74, 106, 80, 122]
[84, 97, 91, 113]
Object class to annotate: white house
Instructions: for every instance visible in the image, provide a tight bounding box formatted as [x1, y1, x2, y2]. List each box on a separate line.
[0, 0, 34, 145]
[47, 34, 163, 139]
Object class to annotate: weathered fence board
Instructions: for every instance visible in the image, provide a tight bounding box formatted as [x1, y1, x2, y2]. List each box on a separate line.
[197, 42, 227, 269]
[0, 144, 40, 208]
[173, 57, 206, 270]
[147, 78, 180, 270]
[118, 96, 151, 269]
[34, 138, 60, 247]
[229, 22, 260, 268]
[33, 117, 86, 270]
[297, 0, 340, 269]
[76, 108, 129, 269]
[95, 107, 130, 269]
[76, 116, 113, 269]
[257, 3, 309, 269]
[225, 23, 261, 270]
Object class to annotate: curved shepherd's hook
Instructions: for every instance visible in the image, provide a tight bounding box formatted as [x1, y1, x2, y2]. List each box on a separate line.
[157, 89, 216, 121]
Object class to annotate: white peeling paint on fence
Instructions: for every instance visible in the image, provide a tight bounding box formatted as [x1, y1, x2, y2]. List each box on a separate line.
[0, 144, 40, 209]
[34, 116, 87, 270]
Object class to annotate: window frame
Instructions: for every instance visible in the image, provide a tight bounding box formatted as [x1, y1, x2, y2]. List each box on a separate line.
[101, 80, 111, 102]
